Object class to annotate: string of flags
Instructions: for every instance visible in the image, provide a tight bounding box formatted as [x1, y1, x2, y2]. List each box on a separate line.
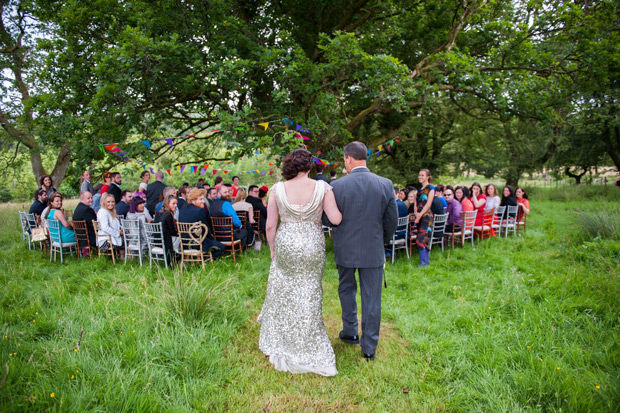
[99, 116, 403, 174]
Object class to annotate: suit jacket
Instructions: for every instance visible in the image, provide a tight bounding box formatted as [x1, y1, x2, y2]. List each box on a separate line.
[312, 173, 329, 183]
[246, 195, 267, 231]
[108, 183, 122, 204]
[116, 200, 130, 217]
[326, 167, 397, 268]
[146, 180, 166, 215]
[178, 204, 215, 240]
[73, 202, 97, 246]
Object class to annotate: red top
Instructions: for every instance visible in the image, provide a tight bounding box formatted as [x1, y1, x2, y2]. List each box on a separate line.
[470, 194, 487, 226]
[101, 184, 110, 194]
[517, 198, 529, 221]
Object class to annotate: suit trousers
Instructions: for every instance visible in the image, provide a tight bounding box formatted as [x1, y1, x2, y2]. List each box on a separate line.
[337, 265, 383, 355]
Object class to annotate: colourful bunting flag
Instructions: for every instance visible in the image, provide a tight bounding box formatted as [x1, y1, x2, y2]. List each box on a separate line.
[166, 169, 171, 176]
[141, 140, 151, 149]
[164, 139, 174, 147]
[180, 165, 186, 173]
[269, 171, 274, 175]
[259, 122, 269, 130]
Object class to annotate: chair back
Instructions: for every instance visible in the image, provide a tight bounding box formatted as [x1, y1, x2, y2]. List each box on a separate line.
[26, 213, 38, 231]
[211, 216, 234, 243]
[432, 213, 448, 235]
[252, 210, 261, 231]
[462, 210, 477, 232]
[121, 219, 142, 244]
[145, 222, 165, 251]
[47, 219, 63, 243]
[178, 222, 207, 250]
[72, 220, 90, 246]
[237, 210, 248, 230]
[494, 206, 506, 226]
[506, 205, 519, 223]
[18, 211, 28, 234]
[394, 215, 409, 238]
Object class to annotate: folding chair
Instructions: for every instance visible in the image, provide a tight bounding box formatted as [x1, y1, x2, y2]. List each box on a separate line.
[47, 220, 77, 263]
[446, 210, 476, 248]
[500, 206, 519, 237]
[121, 219, 144, 265]
[18, 211, 31, 248]
[492, 206, 506, 236]
[144, 222, 167, 268]
[517, 206, 527, 235]
[211, 216, 243, 262]
[430, 213, 448, 252]
[252, 210, 264, 241]
[388, 215, 410, 263]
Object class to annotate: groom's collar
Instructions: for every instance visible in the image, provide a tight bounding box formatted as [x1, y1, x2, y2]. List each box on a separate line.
[350, 166, 369, 173]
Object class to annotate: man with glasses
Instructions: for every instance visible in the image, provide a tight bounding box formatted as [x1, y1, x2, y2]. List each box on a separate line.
[444, 186, 462, 233]
[246, 185, 267, 234]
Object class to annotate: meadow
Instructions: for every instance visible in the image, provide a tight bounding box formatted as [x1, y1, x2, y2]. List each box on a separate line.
[1, 186, 619, 411]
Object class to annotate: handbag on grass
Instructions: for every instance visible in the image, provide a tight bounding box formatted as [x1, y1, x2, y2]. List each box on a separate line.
[31, 227, 48, 242]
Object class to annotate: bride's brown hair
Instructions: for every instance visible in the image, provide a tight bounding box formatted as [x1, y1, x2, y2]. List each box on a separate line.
[282, 149, 314, 180]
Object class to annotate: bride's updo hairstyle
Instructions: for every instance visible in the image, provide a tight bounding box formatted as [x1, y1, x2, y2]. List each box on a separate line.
[282, 149, 314, 180]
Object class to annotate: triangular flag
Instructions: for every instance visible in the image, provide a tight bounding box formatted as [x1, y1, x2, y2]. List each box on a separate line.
[180, 165, 186, 173]
[296, 124, 303, 131]
[282, 118, 289, 123]
[259, 122, 269, 130]
[269, 171, 274, 175]
[204, 164, 209, 170]
[141, 140, 151, 149]
[164, 138, 174, 147]
[378, 145, 383, 151]
[261, 171, 266, 175]
[213, 170, 217, 175]
[150, 167, 154, 174]
[142, 165, 146, 170]
[201, 168, 206, 176]
[302, 135, 310, 140]
[104, 144, 118, 151]
[396, 138, 400, 143]
[166, 169, 171, 176]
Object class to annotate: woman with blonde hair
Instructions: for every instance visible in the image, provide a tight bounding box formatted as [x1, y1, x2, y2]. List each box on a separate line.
[154, 195, 180, 265]
[97, 193, 124, 255]
[232, 188, 256, 225]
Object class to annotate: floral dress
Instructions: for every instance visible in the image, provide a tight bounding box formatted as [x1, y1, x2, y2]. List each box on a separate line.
[416, 185, 435, 249]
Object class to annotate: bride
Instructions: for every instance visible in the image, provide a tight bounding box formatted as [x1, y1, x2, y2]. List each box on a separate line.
[258, 148, 342, 376]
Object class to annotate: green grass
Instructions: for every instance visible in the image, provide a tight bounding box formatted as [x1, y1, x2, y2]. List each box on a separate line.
[1, 186, 619, 411]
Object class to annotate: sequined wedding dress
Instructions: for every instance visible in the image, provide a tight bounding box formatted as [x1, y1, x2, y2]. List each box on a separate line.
[257, 180, 337, 376]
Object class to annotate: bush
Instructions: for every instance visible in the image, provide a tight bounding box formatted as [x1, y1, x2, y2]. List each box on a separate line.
[574, 205, 620, 240]
[0, 188, 13, 202]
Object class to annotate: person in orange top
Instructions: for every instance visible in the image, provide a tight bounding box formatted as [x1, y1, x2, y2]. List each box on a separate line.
[515, 187, 530, 222]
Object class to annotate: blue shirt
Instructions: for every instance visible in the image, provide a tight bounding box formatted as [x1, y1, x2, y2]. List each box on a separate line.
[396, 199, 408, 218]
[438, 196, 447, 208]
[218, 197, 242, 228]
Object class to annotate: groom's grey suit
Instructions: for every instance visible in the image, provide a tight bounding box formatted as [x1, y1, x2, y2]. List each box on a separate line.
[326, 166, 397, 355]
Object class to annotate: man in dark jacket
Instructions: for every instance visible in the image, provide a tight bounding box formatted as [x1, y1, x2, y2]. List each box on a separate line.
[146, 171, 166, 215]
[73, 191, 97, 250]
[246, 185, 267, 233]
[29, 189, 48, 217]
[107, 172, 123, 204]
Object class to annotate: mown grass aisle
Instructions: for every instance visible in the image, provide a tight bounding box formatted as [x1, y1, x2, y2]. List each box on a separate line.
[1, 187, 619, 411]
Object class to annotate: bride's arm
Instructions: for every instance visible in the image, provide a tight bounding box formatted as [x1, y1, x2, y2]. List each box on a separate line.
[265, 191, 279, 259]
[323, 190, 342, 226]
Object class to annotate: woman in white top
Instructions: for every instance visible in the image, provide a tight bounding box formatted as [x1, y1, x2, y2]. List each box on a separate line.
[484, 183, 501, 211]
[97, 193, 124, 255]
[232, 188, 256, 225]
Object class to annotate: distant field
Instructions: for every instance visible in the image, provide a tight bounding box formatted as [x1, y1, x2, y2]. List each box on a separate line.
[1, 186, 619, 411]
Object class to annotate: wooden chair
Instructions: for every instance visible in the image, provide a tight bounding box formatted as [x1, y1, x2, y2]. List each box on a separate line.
[474, 208, 495, 242]
[517, 206, 527, 235]
[408, 213, 417, 257]
[144, 222, 167, 268]
[237, 210, 248, 230]
[446, 210, 476, 248]
[211, 216, 243, 262]
[388, 215, 410, 263]
[47, 219, 77, 263]
[252, 210, 264, 241]
[121, 219, 144, 265]
[177, 222, 212, 272]
[430, 213, 449, 252]
[72, 220, 94, 260]
[92, 220, 115, 264]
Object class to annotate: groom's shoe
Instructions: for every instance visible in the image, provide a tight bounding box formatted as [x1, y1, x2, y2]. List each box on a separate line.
[339, 331, 360, 344]
[363, 352, 375, 362]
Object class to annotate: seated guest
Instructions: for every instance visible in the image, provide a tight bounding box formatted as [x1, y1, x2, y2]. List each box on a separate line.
[435, 184, 447, 209]
[178, 188, 225, 260]
[258, 185, 269, 207]
[455, 186, 474, 227]
[406, 187, 417, 214]
[515, 187, 530, 221]
[206, 187, 218, 209]
[444, 187, 462, 233]
[210, 184, 252, 249]
[156, 187, 176, 214]
[115, 190, 132, 217]
[29, 189, 48, 217]
[153, 195, 180, 265]
[73, 191, 97, 252]
[500, 185, 518, 219]
[46, 193, 76, 243]
[232, 188, 256, 227]
[469, 182, 487, 226]
[100, 172, 112, 194]
[126, 197, 150, 247]
[398, 188, 408, 203]
[394, 187, 408, 218]
[97, 193, 124, 256]
[485, 183, 500, 211]
[246, 185, 267, 233]
[177, 185, 189, 210]
[40, 175, 57, 197]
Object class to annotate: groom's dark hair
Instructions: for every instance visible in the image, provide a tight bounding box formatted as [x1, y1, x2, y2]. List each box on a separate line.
[344, 141, 368, 161]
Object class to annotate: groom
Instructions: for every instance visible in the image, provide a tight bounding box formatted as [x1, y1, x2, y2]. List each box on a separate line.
[326, 141, 397, 361]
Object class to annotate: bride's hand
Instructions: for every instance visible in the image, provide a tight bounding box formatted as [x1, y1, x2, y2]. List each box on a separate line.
[270, 248, 275, 259]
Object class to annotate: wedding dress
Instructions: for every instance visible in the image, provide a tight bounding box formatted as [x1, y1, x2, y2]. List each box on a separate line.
[257, 180, 337, 376]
